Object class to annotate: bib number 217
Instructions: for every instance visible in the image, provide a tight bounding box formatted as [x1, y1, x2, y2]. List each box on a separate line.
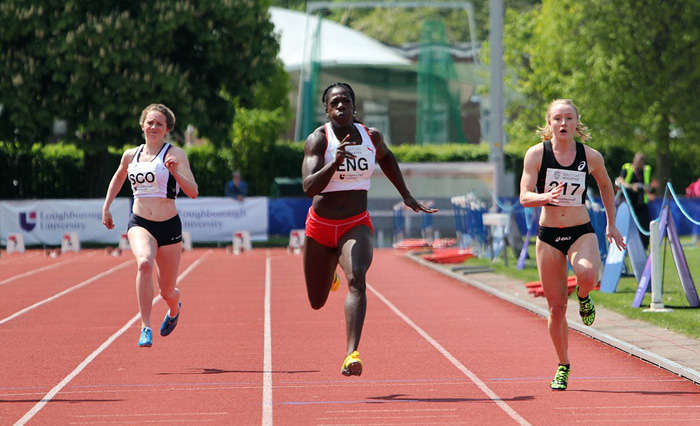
[548, 181, 580, 196]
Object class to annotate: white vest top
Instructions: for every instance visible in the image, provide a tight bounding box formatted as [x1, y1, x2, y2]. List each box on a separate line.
[127, 143, 179, 199]
[321, 123, 376, 193]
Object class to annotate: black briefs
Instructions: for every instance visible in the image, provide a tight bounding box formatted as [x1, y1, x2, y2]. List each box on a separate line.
[537, 222, 595, 255]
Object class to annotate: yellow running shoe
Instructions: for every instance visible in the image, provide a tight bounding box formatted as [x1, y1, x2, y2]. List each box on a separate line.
[331, 271, 341, 292]
[341, 351, 363, 376]
[550, 364, 570, 390]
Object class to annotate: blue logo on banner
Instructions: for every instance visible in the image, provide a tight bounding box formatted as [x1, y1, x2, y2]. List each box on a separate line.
[19, 211, 37, 231]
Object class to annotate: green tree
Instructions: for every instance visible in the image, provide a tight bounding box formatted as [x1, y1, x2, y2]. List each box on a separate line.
[0, 0, 280, 196]
[269, 0, 539, 46]
[502, 0, 700, 187]
[230, 60, 293, 196]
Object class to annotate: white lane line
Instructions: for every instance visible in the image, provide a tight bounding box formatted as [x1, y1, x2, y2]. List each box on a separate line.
[367, 283, 532, 426]
[262, 253, 273, 426]
[0, 260, 134, 326]
[0, 252, 98, 287]
[13, 251, 211, 426]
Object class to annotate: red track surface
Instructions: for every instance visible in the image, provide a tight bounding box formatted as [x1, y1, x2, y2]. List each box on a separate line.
[1, 248, 699, 425]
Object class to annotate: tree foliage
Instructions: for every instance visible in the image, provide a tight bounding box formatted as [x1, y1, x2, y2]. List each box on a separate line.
[0, 0, 280, 195]
[502, 0, 700, 187]
[269, 0, 539, 46]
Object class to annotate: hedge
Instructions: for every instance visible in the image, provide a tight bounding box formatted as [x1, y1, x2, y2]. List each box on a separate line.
[0, 141, 696, 199]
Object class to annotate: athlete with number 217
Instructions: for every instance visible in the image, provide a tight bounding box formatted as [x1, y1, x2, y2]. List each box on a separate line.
[519, 99, 625, 391]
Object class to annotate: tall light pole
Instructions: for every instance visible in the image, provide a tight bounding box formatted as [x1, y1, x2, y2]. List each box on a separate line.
[488, 0, 505, 207]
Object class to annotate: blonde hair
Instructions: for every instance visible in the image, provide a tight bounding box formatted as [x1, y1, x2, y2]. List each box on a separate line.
[536, 99, 590, 142]
[139, 104, 176, 132]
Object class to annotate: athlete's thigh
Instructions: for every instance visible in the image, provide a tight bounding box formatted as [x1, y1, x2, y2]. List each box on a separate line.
[337, 225, 373, 283]
[568, 233, 600, 274]
[303, 236, 339, 293]
[535, 238, 569, 304]
[128, 227, 158, 262]
[154, 243, 183, 290]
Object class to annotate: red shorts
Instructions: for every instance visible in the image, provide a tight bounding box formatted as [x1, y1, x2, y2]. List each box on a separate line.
[305, 207, 374, 248]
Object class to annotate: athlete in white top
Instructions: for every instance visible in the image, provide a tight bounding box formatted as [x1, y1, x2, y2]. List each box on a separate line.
[301, 82, 437, 376]
[102, 104, 198, 348]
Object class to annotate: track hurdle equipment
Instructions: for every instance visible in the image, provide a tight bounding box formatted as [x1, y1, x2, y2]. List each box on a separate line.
[118, 233, 131, 252]
[600, 198, 648, 293]
[181, 231, 193, 251]
[6, 233, 25, 254]
[232, 231, 252, 255]
[61, 232, 81, 253]
[392, 202, 406, 246]
[288, 229, 305, 254]
[632, 183, 700, 308]
[420, 200, 435, 243]
[391, 200, 437, 249]
[642, 219, 672, 312]
[516, 207, 540, 270]
[450, 194, 487, 255]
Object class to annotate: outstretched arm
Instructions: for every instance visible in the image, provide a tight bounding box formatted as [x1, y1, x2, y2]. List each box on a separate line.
[102, 150, 133, 229]
[371, 128, 437, 213]
[588, 147, 625, 251]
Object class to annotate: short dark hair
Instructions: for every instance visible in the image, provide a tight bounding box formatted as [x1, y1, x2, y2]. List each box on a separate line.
[322, 82, 355, 109]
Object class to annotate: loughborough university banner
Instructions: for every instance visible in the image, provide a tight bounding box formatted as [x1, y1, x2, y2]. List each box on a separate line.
[0, 198, 131, 245]
[0, 197, 268, 246]
[176, 197, 268, 242]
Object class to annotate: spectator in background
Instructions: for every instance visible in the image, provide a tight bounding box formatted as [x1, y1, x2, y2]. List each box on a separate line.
[686, 177, 700, 242]
[615, 152, 656, 250]
[225, 171, 247, 200]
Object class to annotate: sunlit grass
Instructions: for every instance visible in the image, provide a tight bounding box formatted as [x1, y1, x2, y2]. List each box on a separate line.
[464, 236, 700, 340]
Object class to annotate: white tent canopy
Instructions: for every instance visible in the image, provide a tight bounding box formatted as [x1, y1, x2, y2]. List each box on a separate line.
[269, 7, 411, 71]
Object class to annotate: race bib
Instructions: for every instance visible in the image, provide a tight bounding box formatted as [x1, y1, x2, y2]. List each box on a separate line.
[545, 168, 586, 206]
[128, 162, 160, 195]
[333, 144, 374, 181]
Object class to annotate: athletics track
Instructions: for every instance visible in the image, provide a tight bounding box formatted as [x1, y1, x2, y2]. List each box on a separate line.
[1, 248, 699, 425]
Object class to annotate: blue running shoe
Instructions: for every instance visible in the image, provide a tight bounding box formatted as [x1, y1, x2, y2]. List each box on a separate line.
[138, 327, 152, 348]
[160, 302, 181, 337]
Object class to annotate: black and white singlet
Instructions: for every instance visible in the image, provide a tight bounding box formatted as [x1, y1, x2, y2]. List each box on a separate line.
[536, 140, 589, 207]
[127, 143, 179, 199]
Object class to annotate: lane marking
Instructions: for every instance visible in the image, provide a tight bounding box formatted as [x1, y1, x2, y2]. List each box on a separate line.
[367, 283, 532, 426]
[262, 253, 273, 426]
[75, 412, 229, 418]
[13, 251, 210, 426]
[0, 253, 97, 287]
[0, 260, 134, 326]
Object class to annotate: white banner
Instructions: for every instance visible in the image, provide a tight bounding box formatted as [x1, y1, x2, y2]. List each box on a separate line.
[0, 197, 269, 246]
[0, 199, 131, 245]
[176, 197, 268, 242]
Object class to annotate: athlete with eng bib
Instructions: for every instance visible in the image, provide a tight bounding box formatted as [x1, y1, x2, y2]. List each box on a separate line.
[519, 99, 625, 390]
[301, 82, 437, 376]
[102, 104, 198, 348]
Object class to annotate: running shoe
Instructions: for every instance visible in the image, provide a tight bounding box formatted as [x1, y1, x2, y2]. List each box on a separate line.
[138, 327, 152, 348]
[331, 272, 341, 292]
[341, 351, 363, 376]
[160, 302, 181, 337]
[550, 364, 570, 390]
[576, 285, 596, 326]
